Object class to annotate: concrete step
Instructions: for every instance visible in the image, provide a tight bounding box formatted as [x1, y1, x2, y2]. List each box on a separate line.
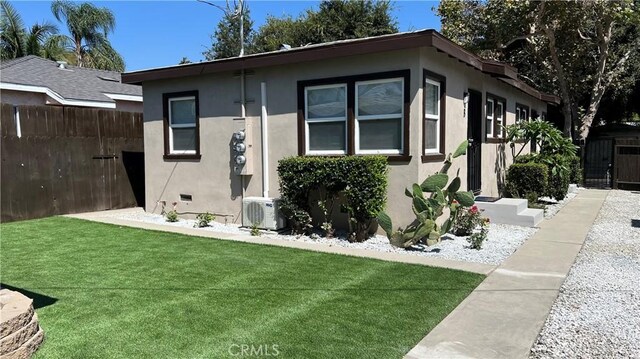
[475, 199, 543, 227]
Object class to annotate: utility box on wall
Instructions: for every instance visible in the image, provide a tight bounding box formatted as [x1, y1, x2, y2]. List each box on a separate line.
[232, 117, 253, 176]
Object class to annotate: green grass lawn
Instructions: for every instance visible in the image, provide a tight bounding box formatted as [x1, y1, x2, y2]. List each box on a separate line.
[1, 217, 484, 359]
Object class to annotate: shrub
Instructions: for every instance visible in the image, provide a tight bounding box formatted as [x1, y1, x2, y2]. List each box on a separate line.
[277, 156, 388, 242]
[195, 212, 214, 228]
[165, 210, 178, 222]
[467, 219, 490, 250]
[505, 162, 548, 200]
[513, 154, 569, 201]
[452, 205, 485, 236]
[568, 155, 582, 184]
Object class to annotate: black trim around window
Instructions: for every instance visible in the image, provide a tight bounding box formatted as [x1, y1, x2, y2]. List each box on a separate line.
[162, 90, 201, 160]
[422, 69, 446, 162]
[297, 70, 411, 162]
[486, 92, 507, 143]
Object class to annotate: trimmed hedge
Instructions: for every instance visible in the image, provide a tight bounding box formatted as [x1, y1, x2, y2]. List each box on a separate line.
[505, 162, 549, 200]
[277, 156, 388, 242]
[568, 155, 583, 184]
[514, 153, 570, 200]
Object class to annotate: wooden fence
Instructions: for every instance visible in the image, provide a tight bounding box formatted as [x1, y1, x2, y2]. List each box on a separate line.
[1, 103, 144, 222]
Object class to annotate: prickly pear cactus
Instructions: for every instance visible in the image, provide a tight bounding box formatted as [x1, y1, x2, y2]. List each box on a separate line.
[377, 141, 475, 248]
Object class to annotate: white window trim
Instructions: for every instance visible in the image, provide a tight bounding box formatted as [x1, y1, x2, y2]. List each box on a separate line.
[424, 78, 440, 154]
[495, 101, 504, 138]
[304, 84, 347, 155]
[168, 96, 197, 155]
[486, 99, 494, 137]
[354, 78, 404, 155]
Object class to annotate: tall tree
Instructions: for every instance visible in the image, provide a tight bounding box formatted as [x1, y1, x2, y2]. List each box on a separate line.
[50, 0, 125, 71]
[1, 0, 58, 60]
[253, 0, 398, 53]
[436, 0, 640, 140]
[202, 0, 254, 60]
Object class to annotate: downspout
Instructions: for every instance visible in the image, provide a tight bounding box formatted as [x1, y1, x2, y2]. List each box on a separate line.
[261, 82, 269, 198]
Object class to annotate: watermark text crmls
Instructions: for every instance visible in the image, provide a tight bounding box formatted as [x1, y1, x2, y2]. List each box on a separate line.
[228, 344, 280, 357]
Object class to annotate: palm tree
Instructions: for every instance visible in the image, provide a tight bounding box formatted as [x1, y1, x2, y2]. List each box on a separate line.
[50, 0, 125, 71]
[1, 0, 60, 60]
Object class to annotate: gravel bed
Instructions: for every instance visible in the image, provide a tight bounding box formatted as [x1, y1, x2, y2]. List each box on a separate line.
[106, 210, 537, 266]
[530, 190, 640, 358]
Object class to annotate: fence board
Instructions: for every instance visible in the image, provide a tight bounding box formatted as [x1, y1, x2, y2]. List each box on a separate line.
[1, 103, 144, 222]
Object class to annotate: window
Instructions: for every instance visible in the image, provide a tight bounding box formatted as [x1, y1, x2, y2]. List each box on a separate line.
[486, 93, 506, 139]
[422, 70, 446, 161]
[298, 70, 410, 159]
[486, 99, 494, 137]
[163, 91, 200, 159]
[355, 78, 404, 154]
[305, 84, 347, 154]
[495, 102, 504, 138]
[516, 103, 529, 122]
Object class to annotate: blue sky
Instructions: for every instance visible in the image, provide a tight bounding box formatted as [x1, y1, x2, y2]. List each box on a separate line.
[12, 1, 441, 72]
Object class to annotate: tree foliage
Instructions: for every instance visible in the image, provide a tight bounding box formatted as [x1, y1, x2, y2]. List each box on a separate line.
[436, 0, 640, 140]
[50, 0, 125, 71]
[205, 0, 398, 57]
[1, 0, 59, 60]
[202, 1, 254, 60]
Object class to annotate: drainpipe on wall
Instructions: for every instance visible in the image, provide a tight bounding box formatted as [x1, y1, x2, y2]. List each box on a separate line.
[261, 82, 269, 198]
[240, 69, 246, 198]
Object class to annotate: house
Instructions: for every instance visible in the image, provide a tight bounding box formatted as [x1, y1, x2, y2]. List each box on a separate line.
[0, 55, 142, 112]
[122, 29, 559, 227]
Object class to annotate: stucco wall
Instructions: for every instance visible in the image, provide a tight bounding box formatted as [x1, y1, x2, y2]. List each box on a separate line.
[141, 47, 549, 227]
[417, 47, 547, 197]
[142, 48, 422, 225]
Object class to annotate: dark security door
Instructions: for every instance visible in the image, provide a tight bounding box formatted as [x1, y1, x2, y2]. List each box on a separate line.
[467, 89, 482, 194]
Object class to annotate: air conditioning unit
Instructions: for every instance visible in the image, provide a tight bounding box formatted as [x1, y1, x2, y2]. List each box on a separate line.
[242, 197, 285, 230]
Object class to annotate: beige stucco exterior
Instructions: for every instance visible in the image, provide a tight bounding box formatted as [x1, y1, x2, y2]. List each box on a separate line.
[141, 46, 548, 227]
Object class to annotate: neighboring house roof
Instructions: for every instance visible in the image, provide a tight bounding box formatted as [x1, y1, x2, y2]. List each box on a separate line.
[0, 55, 142, 108]
[122, 29, 559, 105]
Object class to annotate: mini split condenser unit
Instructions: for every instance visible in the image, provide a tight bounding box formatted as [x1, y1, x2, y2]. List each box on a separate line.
[242, 197, 285, 230]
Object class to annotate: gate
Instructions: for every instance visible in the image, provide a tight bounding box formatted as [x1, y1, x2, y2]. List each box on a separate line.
[583, 138, 613, 188]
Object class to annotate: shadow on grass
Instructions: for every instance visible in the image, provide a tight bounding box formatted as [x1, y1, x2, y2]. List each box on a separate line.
[1, 283, 58, 309]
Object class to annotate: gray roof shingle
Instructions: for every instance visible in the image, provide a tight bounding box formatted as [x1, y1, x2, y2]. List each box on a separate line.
[1, 56, 141, 104]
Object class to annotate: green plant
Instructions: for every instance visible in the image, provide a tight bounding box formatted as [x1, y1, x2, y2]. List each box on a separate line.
[467, 219, 489, 250]
[568, 155, 582, 184]
[195, 212, 215, 228]
[165, 210, 178, 223]
[452, 205, 484, 236]
[506, 119, 577, 159]
[377, 141, 475, 248]
[250, 223, 261, 236]
[277, 156, 388, 242]
[504, 162, 549, 199]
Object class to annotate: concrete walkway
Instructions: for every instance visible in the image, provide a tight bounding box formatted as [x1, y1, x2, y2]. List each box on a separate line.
[405, 189, 609, 359]
[65, 209, 494, 275]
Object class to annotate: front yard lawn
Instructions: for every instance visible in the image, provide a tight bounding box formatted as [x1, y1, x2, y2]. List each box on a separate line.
[1, 217, 484, 358]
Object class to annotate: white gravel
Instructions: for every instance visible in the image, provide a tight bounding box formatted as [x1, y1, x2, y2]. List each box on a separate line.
[105, 210, 537, 266]
[530, 190, 640, 358]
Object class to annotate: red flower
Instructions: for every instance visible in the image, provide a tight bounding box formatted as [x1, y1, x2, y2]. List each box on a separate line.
[470, 205, 479, 214]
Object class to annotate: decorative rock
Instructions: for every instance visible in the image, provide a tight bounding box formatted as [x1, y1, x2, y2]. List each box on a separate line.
[0, 289, 44, 359]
